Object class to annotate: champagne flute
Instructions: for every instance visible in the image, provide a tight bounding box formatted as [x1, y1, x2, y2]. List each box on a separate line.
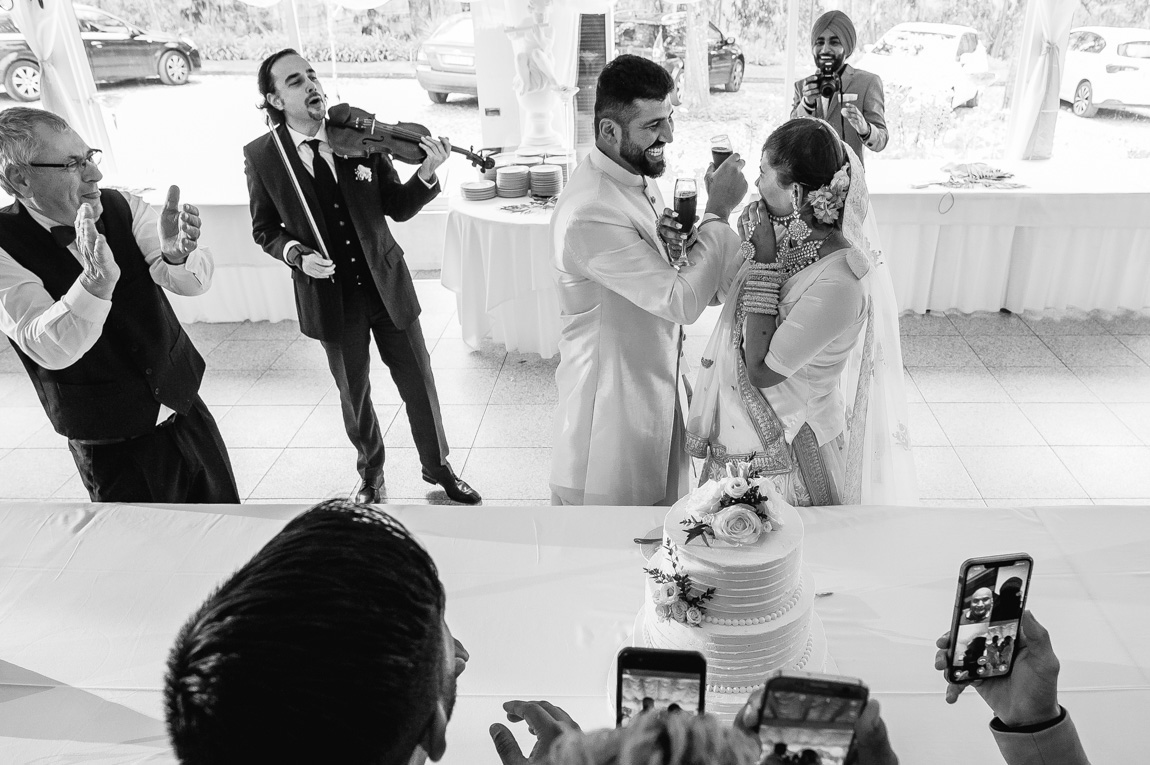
[671, 177, 698, 268]
[711, 134, 734, 169]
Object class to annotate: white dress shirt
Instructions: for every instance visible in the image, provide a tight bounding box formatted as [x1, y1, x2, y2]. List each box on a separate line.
[0, 190, 214, 423]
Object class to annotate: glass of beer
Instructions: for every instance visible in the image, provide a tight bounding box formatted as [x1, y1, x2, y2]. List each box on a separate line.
[711, 134, 734, 169]
[671, 177, 698, 268]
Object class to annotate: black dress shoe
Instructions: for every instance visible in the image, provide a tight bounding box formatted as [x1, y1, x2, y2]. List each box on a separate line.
[422, 464, 482, 505]
[355, 478, 385, 505]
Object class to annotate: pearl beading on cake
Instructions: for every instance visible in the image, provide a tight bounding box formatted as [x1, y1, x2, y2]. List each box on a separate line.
[703, 576, 803, 625]
[704, 635, 815, 695]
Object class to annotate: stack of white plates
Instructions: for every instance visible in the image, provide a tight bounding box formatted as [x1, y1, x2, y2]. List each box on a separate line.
[483, 152, 517, 181]
[529, 164, 563, 197]
[496, 165, 530, 197]
[460, 180, 496, 201]
[515, 155, 543, 167]
[545, 152, 575, 183]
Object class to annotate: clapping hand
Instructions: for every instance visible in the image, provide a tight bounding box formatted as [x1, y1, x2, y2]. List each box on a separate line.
[489, 700, 581, 765]
[418, 136, 451, 183]
[934, 610, 1062, 727]
[159, 185, 201, 263]
[75, 202, 119, 300]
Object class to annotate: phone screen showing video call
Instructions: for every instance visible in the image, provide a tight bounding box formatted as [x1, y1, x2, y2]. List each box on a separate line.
[757, 689, 865, 765]
[948, 558, 1031, 683]
[617, 668, 703, 726]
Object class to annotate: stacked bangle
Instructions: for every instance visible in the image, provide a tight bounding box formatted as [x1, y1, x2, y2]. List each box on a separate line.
[740, 279, 780, 316]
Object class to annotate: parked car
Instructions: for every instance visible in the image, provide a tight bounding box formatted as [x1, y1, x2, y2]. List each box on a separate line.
[614, 11, 745, 95]
[856, 22, 990, 109]
[415, 13, 476, 104]
[1060, 26, 1150, 118]
[413, 11, 744, 104]
[0, 4, 201, 102]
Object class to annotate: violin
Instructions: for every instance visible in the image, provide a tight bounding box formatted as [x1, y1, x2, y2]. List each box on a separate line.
[326, 103, 495, 171]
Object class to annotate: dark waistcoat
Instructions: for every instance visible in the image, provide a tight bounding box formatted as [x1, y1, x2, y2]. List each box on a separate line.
[0, 189, 204, 440]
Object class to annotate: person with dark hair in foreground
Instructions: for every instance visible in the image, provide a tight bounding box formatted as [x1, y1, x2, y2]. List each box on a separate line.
[0, 107, 238, 503]
[244, 49, 480, 505]
[549, 53, 747, 506]
[164, 500, 468, 765]
[935, 611, 1092, 765]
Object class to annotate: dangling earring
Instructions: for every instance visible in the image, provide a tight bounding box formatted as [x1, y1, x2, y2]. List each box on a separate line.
[786, 185, 812, 244]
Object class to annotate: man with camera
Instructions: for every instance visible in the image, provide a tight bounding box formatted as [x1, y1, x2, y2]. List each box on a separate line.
[791, 10, 888, 164]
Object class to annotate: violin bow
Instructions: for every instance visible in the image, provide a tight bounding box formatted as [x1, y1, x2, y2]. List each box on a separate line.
[268, 122, 334, 271]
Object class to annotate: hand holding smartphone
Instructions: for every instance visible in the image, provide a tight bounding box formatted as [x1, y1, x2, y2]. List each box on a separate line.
[755, 670, 868, 765]
[615, 648, 706, 727]
[944, 553, 1033, 684]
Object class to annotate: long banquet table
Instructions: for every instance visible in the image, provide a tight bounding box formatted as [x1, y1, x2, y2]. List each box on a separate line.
[441, 159, 1150, 357]
[1, 501, 1147, 763]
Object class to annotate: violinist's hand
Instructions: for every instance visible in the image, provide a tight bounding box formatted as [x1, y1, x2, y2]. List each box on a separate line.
[297, 247, 336, 280]
[418, 136, 451, 184]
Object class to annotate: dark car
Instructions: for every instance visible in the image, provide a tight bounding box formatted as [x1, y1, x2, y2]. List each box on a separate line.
[413, 11, 744, 103]
[0, 4, 201, 102]
[614, 11, 745, 95]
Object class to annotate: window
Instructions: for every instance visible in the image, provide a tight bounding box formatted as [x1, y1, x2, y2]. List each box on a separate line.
[707, 24, 722, 46]
[76, 9, 131, 35]
[1080, 32, 1106, 54]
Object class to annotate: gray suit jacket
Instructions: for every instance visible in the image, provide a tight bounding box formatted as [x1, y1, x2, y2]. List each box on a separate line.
[792, 65, 889, 163]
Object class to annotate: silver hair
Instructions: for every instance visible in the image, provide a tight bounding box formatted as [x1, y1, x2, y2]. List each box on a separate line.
[0, 107, 72, 196]
[548, 712, 758, 765]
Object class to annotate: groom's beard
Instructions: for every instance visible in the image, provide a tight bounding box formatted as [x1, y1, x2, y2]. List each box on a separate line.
[620, 130, 667, 178]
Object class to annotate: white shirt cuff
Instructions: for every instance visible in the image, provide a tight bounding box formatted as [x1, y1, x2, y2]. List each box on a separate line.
[283, 239, 303, 265]
[419, 173, 439, 189]
[64, 278, 113, 322]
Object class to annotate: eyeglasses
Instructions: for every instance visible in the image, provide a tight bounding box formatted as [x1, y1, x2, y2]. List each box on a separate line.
[29, 149, 103, 172]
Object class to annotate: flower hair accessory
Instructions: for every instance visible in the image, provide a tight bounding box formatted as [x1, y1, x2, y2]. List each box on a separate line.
[807, 164, 850, 225]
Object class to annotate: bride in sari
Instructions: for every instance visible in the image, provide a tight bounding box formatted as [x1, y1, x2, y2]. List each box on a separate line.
[687, 118, 917, 505]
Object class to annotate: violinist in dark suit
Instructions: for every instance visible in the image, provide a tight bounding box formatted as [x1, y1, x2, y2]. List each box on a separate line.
[243, 49, 480, 505]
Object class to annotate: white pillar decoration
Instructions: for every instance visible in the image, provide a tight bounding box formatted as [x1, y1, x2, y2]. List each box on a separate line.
[504, 0, 578, 151]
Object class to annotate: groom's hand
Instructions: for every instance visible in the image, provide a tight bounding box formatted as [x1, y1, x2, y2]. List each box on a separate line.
[159, 185, 201, 264]
[489, 700, 580, 765]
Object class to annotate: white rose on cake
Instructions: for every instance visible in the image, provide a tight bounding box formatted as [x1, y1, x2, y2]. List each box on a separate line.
[652, 581, 679, 607]
[722, 475, 750, 498]
[684, 480, 724, 521]
[670, 600, 689, 622]
[655, 603, 672, 621]
[711, 504, 764, 545]
[685, 606, 703, 626]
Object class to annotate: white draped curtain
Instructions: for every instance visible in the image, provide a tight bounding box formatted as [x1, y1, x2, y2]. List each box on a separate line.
[10, 0, 117, 173]
[1005, 0, 1077, 160]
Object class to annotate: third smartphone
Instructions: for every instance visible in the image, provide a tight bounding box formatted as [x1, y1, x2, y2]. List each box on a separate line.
[756, 670, 868, 765]
[944, 552, 1034, 684]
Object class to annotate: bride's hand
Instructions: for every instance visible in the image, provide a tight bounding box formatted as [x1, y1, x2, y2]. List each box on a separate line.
[738, 201, 778, 264]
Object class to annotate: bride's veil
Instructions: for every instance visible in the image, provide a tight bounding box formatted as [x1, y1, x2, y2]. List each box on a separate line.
[686, 130, 918, 505]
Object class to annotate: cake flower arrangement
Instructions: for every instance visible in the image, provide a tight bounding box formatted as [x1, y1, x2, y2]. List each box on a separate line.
[644, 541, 715, 627]
[680, 462, 786, 546]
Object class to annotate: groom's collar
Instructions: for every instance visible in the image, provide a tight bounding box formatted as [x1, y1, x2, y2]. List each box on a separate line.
[590, 146, 646, 188]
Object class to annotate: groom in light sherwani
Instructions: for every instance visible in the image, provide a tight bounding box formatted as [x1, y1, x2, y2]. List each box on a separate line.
[549, 54, 747, 506]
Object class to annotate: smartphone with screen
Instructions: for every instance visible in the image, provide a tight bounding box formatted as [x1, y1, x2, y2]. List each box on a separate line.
[944, 553, 1033, 684]
[615, 647, 706, 727]
[755, 670, 868, 765]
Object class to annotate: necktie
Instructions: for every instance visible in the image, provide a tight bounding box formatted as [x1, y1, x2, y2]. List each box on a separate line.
[305, 139, 338, 200]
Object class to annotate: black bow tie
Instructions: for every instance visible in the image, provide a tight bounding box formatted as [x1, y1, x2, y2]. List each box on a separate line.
[50, 218, 104, 248]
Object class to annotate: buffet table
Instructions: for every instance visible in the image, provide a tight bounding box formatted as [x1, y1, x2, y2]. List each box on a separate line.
[440, 159, 1150, 355]
[1, 502, 1147, 763]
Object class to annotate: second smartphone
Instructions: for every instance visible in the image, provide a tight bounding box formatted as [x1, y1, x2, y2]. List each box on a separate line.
[615, 647, 706, 727]
[755, 670, 868, 765]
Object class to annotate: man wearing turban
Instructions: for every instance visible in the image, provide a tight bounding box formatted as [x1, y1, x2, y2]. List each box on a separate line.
[792, 11, 889, 163]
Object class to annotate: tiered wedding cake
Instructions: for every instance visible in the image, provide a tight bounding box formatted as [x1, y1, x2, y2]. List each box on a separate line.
[636, 465, 826, 719]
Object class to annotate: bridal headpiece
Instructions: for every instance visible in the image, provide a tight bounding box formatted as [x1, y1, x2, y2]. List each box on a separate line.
[807, 164, 851, 225]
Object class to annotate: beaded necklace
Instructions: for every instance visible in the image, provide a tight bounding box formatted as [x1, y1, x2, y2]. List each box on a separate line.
[769, 211, 833, 280]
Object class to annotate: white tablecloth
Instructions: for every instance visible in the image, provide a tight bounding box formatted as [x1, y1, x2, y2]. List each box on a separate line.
[1, 502, 1147, 763]
[440, 196, 562, 357]
[440, 160, 1150, 354]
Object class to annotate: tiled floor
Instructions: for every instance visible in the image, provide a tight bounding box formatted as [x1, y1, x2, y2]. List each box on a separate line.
[2, 280, 1149, 507]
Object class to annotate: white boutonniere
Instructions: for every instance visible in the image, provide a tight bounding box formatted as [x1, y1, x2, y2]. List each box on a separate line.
[354, 165, 373, 182]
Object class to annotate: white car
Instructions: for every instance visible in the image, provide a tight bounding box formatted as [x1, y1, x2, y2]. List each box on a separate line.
[856, 22, 990, 108]
[1060, 26, 1150, 117]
